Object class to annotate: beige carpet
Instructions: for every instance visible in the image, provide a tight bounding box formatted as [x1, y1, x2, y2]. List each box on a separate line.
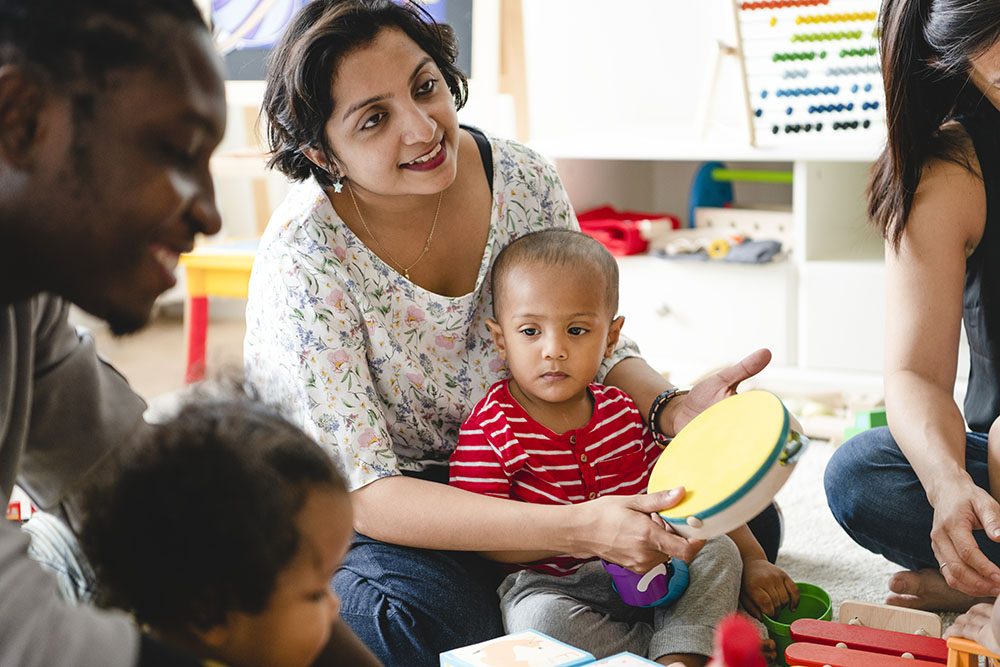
[772, 437, 959, 631]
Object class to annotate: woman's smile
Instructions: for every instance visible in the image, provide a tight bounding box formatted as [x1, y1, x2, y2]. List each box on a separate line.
[401, 136, 446, 171]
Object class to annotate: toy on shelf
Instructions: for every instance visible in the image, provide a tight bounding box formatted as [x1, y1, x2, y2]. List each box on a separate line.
[945, 636, 1000, 667]
[577, 206, 680, 257]
[782, 600, 948, 666]
[732, 0, 885, 146]
[647, 390, 808, 538]
[662, 162, 791, 264]
[688, 161, 734, 228]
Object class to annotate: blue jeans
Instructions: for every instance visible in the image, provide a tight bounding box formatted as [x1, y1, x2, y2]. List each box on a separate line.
[824, 426, 1000, 570]
[333, 462, 783, 667]
[333, 532, 506, 667]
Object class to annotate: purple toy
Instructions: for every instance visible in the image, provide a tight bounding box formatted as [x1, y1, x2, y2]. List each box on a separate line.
[602, 559, 689, 608]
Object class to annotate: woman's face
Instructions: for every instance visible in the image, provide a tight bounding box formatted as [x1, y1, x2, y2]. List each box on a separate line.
[320, 26, 460, 198]
[969, 38, 1000, 111]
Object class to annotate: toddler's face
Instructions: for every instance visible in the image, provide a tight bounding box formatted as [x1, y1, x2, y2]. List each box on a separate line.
[213, 487, 353, 667]
[488, 261, 621, 407]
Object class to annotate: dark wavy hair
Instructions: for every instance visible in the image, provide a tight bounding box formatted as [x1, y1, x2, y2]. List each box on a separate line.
[490, 229, 620, 319]
[868, 0, 1000, 248]
[0, 0, 206, 87]
[262, 0, 469, 188]
[81, 394, 346, 633]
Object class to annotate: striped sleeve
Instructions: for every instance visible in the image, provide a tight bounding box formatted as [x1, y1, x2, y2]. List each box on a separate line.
[449, 392, 513, 499]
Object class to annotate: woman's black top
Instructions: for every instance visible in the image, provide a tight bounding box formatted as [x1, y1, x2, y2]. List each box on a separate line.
[959, 101, 1000, 433]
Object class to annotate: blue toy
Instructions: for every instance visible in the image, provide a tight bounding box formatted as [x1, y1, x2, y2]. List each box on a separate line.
[688, 161, 733, 228]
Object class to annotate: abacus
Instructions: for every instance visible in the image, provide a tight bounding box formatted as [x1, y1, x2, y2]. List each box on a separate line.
[732, 0, 884, 147]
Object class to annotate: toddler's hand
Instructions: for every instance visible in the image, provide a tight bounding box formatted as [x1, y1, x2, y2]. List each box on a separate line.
[739, 558, 798, 620]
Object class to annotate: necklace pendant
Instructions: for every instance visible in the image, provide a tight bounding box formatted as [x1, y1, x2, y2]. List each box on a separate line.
[404, 270, 410, 281]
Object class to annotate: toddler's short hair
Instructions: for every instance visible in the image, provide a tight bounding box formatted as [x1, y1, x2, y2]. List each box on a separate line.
[82, 394, 346, 633]
[490, 229, 619, 319]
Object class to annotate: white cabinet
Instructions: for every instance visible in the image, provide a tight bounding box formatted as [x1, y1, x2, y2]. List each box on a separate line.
[531, 139, 895, 392]
[618, 256, 796, 384]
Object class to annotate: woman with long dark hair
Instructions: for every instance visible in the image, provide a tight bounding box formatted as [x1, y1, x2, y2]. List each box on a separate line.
[825, 0, 1000, 612]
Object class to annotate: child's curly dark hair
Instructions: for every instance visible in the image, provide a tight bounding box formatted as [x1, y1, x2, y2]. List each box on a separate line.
[81, 395, 346, 633]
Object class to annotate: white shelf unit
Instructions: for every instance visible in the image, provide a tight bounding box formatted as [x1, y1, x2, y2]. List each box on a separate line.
[531, 137, 902, 394]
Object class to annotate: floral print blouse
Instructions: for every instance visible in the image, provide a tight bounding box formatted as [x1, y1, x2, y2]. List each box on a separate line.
[244, 134, 639, 491]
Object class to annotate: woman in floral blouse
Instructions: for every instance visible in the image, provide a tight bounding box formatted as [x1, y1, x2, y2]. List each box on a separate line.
[245, 1, 777, 665]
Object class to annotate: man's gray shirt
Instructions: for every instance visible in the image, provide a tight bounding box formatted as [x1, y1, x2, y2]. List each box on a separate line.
[0, 294, 145, 667]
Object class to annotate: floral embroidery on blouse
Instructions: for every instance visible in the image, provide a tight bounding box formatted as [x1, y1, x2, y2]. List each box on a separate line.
[244, 134, 639, 491]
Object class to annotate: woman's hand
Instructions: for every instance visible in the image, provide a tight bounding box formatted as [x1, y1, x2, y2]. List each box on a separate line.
[665, 348, 772, 436]
[573, 487, 705, 572]
[944, 602, 1000, 655]
[739, 557, 799, 620]
[930, 480, 1000, 597]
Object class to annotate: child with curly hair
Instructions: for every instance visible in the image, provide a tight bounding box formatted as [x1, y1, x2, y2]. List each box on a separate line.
[81, 395, 355, 667]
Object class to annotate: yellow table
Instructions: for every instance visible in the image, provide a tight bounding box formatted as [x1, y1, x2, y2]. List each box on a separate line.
[178, 238, 258, 383]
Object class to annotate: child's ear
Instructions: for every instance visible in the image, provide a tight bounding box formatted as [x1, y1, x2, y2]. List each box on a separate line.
[604, 316, 625, 358]
[485, 318, 507, 359]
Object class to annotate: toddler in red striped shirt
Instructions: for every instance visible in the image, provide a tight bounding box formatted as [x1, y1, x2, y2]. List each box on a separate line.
[449, 229, 792, 666]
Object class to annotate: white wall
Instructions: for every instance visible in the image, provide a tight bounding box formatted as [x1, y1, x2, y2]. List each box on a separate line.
[521, 0, 741, 143]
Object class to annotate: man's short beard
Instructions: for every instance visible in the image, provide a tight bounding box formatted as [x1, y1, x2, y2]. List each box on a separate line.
[106, 308, 150, 337]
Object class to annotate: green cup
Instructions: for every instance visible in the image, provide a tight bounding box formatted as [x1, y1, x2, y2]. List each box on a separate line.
[760, 582, 832, 667]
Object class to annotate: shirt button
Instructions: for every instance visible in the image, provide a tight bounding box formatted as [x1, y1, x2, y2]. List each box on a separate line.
[580, 453, 588, 463]
[589, 491, 596, 499]
[570, 435, 576, 444]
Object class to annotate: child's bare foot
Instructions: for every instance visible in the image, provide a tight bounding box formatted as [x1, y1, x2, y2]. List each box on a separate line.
[887, 569, 992, 611]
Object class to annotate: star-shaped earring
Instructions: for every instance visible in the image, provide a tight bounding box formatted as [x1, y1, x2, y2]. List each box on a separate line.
[333, 179, 344, 194]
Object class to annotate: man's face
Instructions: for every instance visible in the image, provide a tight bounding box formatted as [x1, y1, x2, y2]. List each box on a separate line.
[22, 19, 226, 334]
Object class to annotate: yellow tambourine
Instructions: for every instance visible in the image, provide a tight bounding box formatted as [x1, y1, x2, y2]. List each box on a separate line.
[647, 390, 807, 539]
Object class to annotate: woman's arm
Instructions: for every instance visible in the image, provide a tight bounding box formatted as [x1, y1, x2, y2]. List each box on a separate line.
[883, 145, 1000, 596]
[603, 350, 772, 439]
[351, 476, 704, 572]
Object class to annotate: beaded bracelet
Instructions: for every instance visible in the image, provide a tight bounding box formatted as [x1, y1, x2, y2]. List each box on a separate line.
[648, 387, 690, 445]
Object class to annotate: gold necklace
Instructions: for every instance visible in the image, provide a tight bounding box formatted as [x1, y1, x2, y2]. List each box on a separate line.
[347, 182, 443, 281]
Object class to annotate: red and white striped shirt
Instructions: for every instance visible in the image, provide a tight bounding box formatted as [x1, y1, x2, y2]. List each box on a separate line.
[449, 379, 662, 575]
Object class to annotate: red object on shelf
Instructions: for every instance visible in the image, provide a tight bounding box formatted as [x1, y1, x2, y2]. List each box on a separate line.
[577, 205, 681, 257]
